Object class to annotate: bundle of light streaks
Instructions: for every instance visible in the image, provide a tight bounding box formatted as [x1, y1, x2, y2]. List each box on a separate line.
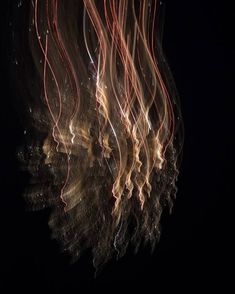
[24, 0, 183, 268]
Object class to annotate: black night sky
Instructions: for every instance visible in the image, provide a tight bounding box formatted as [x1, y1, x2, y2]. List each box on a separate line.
[0, 0, 232, 292]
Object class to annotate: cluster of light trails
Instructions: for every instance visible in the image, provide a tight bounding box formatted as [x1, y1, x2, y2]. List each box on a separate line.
[24, 0, 183, 268]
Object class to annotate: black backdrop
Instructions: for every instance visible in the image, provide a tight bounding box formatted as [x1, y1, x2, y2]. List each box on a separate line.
[0, 0, 232, 292]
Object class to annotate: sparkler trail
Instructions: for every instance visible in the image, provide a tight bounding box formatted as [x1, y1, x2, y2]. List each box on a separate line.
[17, 0, 183, 269]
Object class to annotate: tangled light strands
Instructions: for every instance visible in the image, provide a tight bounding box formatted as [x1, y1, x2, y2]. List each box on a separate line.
[19, 0, 183, 269]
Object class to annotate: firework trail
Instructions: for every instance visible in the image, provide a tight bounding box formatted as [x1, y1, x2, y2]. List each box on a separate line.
[16, 0, 183, 269]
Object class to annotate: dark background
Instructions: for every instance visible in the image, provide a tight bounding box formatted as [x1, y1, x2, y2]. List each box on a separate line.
[0, 0, 232, 292]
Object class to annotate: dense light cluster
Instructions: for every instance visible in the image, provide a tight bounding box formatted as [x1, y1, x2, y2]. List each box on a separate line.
[19, 0, 183, 269]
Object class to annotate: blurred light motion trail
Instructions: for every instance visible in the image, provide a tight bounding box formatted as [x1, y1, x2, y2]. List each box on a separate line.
[19, 0, 183, 269]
